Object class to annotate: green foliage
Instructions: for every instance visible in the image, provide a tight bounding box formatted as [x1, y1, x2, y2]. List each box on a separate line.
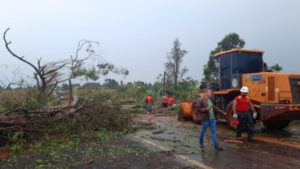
[25, 138, 80, 162]
[203, 56, 219, 84]
[0, 89, 58, 112]
[10, 144, 24, 153]
[176, 77, 199, 100]
[116, 85, 137, 99]
[78, 88, 113, 102]
[12, 131, 24, 142]
[61, 83, 80, 89]
[270, 64, 282, 72]
[215, 33, 245, 52]
[10, 132, 25, 153]
[73, 68, 99, 81]
[98, 62, 129, 76]
[96, 129, 121, 141]
[26, 91, 49, 110]
[152, 82, 163, 94]
[102, 79, 119, 89]
[83, 82, 101, 88]
[36, 159, 44, 165]
[114, 81, 154, 101]
[0, 105, 6, 112]
[79, 89, 132, 130]
[90, 103, 131, 131]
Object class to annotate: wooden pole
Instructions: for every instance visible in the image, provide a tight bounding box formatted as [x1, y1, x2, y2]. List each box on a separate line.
[163, 71, 166, 94]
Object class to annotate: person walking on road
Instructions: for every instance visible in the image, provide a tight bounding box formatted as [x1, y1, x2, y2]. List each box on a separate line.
[197, 88, 225, 151]
[145, 95, 153, 113]
[161, 95, 169, 113]
[233, 86, 257, 142]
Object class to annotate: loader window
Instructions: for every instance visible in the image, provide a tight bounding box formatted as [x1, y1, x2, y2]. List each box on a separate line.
[232, 52, 263, 74]
[218, 50, 264, 90]
[220, 53, 231, 89]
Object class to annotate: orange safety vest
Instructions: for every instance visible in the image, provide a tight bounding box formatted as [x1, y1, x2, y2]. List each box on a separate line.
[168, 97, 174, 105]
[146, 96, 153, 104]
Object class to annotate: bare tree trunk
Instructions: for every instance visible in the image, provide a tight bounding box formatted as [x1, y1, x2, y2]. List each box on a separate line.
[163, 71, 166, 94]
[68, 79, 73, 105]
[174, 53, 179, 91]
[71, 87, 79, 106]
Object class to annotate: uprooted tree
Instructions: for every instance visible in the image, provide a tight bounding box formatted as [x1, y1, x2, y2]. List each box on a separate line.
[0, 28, 128, 136]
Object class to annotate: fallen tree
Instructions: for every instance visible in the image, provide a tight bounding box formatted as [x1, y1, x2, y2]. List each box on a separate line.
[0, 86, 82, 136]
[0, 93, 131, 141]
[0, 28, 129, 142]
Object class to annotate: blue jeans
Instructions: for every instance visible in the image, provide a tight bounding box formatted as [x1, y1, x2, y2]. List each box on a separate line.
[199, 119, 219, 147]
[147, 103, 152, 113]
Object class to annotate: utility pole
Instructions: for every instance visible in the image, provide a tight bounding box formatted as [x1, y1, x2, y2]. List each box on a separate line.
[163, 71, 166, 94]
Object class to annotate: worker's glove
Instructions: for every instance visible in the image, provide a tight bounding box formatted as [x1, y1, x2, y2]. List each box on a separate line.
[253, 112, 257, 119]
[233, 114, 238, 120]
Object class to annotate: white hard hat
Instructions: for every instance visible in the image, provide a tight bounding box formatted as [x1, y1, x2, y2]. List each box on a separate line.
[240, 86, 249, 93]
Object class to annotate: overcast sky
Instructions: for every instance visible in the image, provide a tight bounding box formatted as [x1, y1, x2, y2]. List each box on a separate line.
[0, 0, 299, 85]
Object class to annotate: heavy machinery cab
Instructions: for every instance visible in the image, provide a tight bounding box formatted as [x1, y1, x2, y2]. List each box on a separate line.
[214, 48, 264, 90]
[212, 49, 264, 110]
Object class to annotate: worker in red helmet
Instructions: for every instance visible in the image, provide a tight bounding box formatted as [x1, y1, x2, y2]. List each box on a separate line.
[233, 86, 257, 142]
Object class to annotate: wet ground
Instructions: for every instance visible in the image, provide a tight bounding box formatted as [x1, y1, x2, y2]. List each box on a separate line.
[132, 114, 300, 169]
[0, 136, 190, 169]
[1, 113, 299, 169]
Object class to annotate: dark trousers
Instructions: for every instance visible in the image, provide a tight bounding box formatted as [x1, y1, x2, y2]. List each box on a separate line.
[236, 112, 254, 139]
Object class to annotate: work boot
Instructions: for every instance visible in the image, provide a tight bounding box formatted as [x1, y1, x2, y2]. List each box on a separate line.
[199, 144, 204, 151]
[214, 146, 223, 151]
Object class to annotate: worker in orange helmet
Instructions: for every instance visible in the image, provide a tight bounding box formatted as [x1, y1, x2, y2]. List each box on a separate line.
[233, 86, 257, 142]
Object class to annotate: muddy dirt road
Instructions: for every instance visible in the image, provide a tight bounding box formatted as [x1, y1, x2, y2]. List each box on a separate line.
[1, 113, 299, 169]
[132, 114, 300, 169]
